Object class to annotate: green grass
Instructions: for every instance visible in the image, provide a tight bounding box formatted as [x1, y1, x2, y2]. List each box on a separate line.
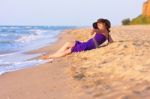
[130, 15, 150, 25]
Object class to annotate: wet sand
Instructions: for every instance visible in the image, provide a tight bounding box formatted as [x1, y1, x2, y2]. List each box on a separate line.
[0, 29, 92, 99]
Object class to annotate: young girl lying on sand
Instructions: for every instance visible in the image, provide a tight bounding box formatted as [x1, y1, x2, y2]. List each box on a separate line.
[41, 18, 113, 59]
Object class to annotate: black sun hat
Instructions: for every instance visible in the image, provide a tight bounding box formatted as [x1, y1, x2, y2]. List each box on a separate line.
[97, 18, 111, 29]
[92, 22, 98, 29]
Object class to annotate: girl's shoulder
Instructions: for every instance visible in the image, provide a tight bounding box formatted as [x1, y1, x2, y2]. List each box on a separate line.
[97, 32, 109, 39]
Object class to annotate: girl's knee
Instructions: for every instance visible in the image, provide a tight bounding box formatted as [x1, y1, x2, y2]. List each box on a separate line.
[65, 48, 72, 54]
[65, 42, 70, 45]
[65, 41, 75, 47]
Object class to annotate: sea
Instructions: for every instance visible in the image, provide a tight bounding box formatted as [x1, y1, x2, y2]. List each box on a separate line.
[0, 26, 76, 75]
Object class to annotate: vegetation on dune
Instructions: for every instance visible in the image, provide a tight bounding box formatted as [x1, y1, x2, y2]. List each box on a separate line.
[122, 15, 150, 25]
[122, 18, 131, 25]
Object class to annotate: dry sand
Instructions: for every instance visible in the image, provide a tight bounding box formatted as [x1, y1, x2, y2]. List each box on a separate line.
[65, 25, 150, 99]
[0, 25, 150, 99]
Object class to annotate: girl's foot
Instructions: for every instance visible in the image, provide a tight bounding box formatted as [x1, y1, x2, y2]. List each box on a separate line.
[40, 55, 52, 59]
[40, 55, 54, 63]
[46, 58, 54, 63]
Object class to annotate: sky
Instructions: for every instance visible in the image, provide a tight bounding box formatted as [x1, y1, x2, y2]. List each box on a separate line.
[0, 0, 146, 26]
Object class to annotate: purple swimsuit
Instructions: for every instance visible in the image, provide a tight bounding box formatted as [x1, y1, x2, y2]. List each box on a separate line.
[71, 33, 106, 53]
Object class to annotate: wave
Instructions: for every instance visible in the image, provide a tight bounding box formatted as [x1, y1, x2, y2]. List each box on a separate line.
[15, 34, 42, 43]
[0, 52, 17, 57]
[0, 40, 14, 44]
[0, 26, 76, 75]
[0, 29, 57, 44]
[15, 30, 52, 43]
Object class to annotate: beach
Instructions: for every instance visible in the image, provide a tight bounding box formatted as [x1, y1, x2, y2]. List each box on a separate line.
[0, 28, 92, 99]
[0, 25, 150, 99]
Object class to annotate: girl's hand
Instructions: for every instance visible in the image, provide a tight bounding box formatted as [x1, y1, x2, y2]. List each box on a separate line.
[91, 29, 100, 35]
[108, 34, 114, 43]
[91, 29, 95, 35]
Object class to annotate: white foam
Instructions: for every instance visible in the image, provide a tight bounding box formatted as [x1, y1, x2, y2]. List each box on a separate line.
[15, 29, 55, 43]
[0, 59, 52, 75]
[15, 34, 42, 43]
[0, 52, 17, 57]
[0, 71, 5, 75]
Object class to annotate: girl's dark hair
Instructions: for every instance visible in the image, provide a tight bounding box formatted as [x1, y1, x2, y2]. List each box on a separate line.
[92, 22, 98, 29]
[97, 18, 111, 32]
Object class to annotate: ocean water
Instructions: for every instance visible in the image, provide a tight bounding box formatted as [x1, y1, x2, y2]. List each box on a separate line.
[0, 26, 76, 75]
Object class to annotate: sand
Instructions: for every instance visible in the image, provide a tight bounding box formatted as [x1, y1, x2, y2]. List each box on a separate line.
[65, 25, 150, 99]
[0, 25, 150, 99]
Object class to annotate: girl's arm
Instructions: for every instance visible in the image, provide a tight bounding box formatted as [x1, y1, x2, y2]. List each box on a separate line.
[108, 34, 114, 43]
[91, 29, 95, 35]
[91, 29, 100, 35]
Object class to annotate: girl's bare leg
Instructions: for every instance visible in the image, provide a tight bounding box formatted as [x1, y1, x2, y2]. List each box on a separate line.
[49, 48, 72, 58]
[41, 42, 75, 59]
[55, 41, 75, 53]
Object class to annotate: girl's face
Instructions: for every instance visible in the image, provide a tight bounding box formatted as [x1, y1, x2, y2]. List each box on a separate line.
[97, 22, 106, 31]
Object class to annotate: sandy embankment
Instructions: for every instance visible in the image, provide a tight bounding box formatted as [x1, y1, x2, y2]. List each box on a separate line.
[65, 25, 150, 99]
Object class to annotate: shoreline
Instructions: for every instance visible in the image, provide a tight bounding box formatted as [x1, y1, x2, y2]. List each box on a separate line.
[0, 28, 93, 99]
[0, 29, 76, 75]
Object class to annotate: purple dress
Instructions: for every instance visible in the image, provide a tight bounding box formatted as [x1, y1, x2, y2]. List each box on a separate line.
[71, 33, 106, 53]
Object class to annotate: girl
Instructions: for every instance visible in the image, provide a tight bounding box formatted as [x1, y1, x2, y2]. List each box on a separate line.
[41, 18, 113, 59]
